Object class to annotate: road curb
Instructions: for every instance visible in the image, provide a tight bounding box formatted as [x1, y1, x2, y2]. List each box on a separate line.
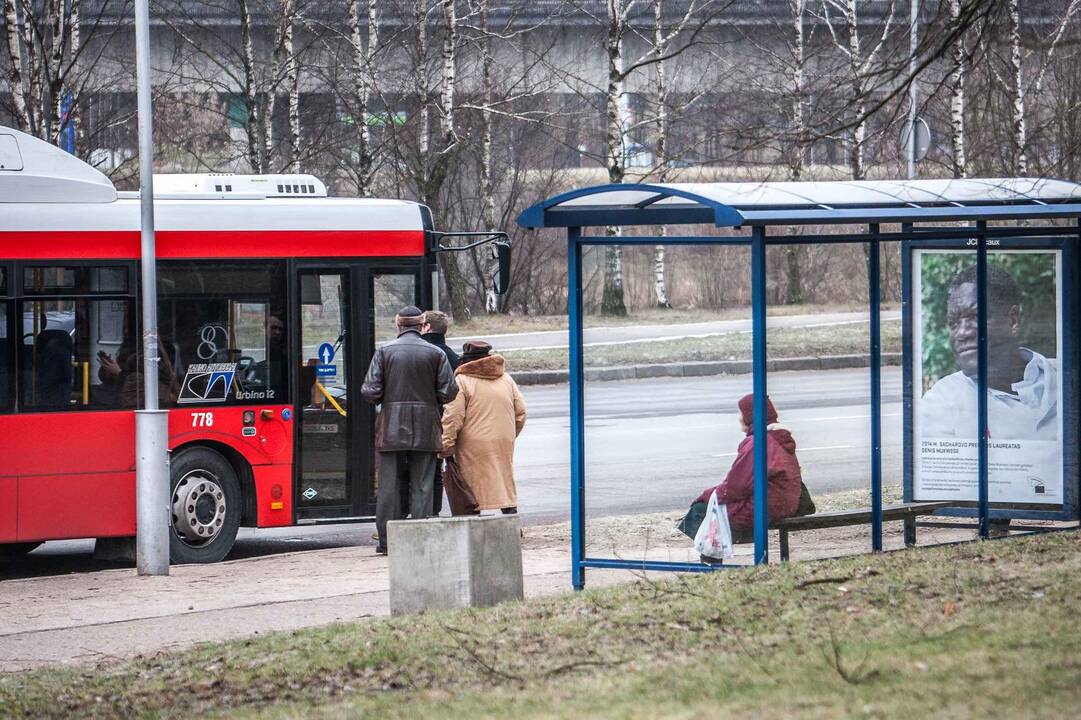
[511, 352, 902, 386]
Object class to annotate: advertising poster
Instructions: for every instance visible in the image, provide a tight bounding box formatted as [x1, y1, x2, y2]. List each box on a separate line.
[913, 248, 1063, 506]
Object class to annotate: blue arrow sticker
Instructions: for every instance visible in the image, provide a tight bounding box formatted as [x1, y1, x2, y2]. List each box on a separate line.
[317, 342, 336, 365]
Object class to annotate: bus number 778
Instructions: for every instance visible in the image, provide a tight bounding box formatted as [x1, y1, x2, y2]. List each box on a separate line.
[191, 412, 214, 428]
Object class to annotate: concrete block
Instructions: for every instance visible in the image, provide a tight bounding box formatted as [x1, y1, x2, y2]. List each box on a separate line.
[387, 514, 524, 615]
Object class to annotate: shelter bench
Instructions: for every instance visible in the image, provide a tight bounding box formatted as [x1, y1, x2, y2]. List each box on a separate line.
[774, 502, 952, 561]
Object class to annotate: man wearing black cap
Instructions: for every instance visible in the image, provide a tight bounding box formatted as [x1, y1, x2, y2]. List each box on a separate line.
[362, 305, 458, 555]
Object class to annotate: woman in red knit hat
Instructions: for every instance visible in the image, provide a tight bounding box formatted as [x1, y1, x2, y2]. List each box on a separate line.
[684, 394, 813, 550]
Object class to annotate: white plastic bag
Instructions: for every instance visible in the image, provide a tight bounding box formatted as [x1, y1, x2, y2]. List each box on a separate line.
[693, 490, 734, 560]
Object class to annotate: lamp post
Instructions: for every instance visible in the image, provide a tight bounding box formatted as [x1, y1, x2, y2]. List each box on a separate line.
[134, 0, 170, 576]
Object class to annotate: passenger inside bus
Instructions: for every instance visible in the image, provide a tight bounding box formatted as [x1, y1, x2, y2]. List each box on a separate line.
[97, 337, 181, 407]
[248, 313, 286, 393]
[26, 313, 74, 408]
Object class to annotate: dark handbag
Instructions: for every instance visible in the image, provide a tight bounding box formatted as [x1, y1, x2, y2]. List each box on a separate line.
[442, 457, 479, 516]
[677, 500, 707, 540]
[795, 481, 816, 517]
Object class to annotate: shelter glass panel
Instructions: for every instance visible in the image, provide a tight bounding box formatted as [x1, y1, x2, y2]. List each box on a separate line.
[912, 248, 1064, 508]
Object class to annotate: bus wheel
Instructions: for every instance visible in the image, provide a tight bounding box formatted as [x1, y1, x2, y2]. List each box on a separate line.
[169, 448, 242, 564]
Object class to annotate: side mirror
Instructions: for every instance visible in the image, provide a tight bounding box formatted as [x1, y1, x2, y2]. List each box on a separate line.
[493, 240, 512, 295]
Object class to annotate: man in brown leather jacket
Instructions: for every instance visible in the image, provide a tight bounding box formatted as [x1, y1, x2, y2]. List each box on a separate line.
[362, 306, 457, 555]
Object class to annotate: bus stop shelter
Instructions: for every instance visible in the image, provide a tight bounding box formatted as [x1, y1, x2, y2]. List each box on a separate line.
[517, 179, 1081, 590]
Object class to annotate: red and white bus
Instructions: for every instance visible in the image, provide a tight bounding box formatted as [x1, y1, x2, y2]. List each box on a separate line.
[0, 125, 503, 563]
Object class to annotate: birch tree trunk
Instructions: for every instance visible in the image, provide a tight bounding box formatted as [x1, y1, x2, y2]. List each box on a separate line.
[845, 0, 865, 181]
[3, 0, 31, 131]
[238, 0, 265, 172]
[351, 0, 378, 195]
[48, 0, 67, 143]
[1008, 0, 1027, 176]
[651, 0, 670, 309]
[602, 0, 628, 317]
[414, 0, 430, 159]
[70, 0, 82, 147]
[265, 0, 298, 172]
[24, 0, 43, 138]
[430, 0, 468, 321]
[949, 0, 967, 178]
[479, 0, 499, 313]
[284, 7, 300, 171]
[441, 0, 456, 142]
[785, 0, 806, 305]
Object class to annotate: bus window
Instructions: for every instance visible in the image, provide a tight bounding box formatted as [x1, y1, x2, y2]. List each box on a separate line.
[23, 265, 128, 295]
[18, 298, 137, 410]
[372, 274, 417, 343]
[159, 261, 288, 406]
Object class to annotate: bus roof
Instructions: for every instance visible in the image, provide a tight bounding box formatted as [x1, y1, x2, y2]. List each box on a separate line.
[0, 125, 427, 233]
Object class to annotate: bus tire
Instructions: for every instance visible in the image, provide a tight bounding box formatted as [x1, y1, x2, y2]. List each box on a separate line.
[169, 447, 242, 564]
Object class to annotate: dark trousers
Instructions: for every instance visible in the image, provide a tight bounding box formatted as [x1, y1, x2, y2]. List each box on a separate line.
[376, 450, 437, 550]
[398, 463, 445, 516]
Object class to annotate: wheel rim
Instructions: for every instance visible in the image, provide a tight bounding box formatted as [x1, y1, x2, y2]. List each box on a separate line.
[172, 469, 227, 547]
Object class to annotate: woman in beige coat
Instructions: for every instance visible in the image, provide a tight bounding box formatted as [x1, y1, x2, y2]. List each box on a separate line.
[440, 341, 527, 512]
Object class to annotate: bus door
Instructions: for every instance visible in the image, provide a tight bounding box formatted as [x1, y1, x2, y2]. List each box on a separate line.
[293, 265, 419, 521]
[296, 268, 355, 519]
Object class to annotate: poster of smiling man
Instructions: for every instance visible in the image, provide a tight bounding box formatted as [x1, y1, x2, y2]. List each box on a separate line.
[913, 249, 1063, 506]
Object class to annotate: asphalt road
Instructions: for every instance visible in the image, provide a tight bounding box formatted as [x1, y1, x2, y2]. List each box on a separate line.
[514, 366, 903, 523]
[2, 366, 903, 578]
[447, 311, 901, 352]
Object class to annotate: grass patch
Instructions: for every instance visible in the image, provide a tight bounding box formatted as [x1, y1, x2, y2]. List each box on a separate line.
[452, 303, 897, 337]
[502, 319, 901, 372]
[2, 531, 1078, 719]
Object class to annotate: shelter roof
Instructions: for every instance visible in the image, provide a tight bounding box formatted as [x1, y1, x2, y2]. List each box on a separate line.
[516, 178, 1081, 229]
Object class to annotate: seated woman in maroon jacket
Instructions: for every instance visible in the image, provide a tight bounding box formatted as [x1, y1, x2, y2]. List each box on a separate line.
[690, 394, 811, 544]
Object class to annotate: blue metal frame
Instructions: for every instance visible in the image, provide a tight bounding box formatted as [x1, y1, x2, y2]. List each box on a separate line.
[868, 225, 883, 551]
[976, 222, 991, 538]
[516, 183, 1081, 590]
[576, 234, 752, 246]
[751, 227, 769, 564]
[580, 558, 723, 573]
[568, 228, 586, 590]
[517, 183, 745, 229]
